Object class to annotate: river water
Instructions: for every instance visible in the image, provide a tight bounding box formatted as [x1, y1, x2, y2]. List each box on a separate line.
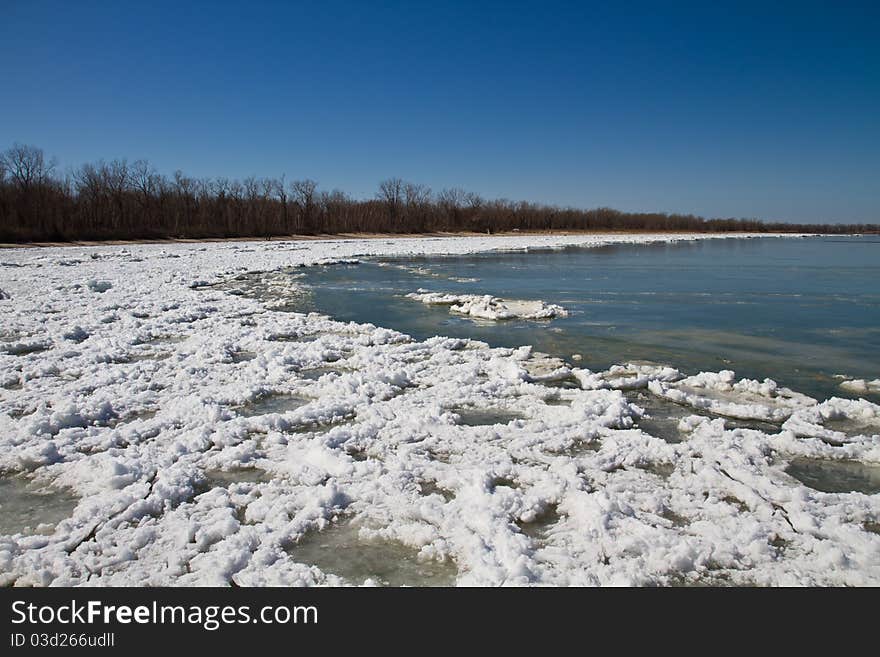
[287, 235, 879, 402]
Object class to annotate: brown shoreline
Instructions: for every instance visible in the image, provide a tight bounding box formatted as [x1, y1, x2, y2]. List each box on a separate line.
[0, 229, 820, 249]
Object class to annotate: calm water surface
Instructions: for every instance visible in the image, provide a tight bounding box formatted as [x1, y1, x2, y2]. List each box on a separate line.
[287, 236, 879, 401]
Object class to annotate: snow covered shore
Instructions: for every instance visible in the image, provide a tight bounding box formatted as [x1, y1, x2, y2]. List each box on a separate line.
[2, 232, 879, 586]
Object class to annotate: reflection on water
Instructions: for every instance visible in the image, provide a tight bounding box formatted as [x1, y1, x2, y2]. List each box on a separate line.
[0, 476, 79, 536]
[286, 519, 457, 586]
[785, 458, 880, 494]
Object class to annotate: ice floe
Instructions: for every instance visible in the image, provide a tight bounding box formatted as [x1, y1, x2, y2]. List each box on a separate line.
[647, 369, 816, 423]
[573, 362, 683, 391]
[840, 378, 880, 396]
[406, 289, 567, 320]
[782, 397, 880, 445]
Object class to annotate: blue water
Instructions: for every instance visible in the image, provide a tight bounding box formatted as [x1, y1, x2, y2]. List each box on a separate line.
[285, 236, 879, 401]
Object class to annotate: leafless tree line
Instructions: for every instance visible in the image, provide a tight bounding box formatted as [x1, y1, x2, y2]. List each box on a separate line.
[0, 143, 875, 242]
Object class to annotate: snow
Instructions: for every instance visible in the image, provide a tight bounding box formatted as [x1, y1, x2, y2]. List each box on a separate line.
[647, 370, 816, 422]
[1, 232, 879, 587]
[573, 362, 683, 391]
[406, 290, 568, 320]
[840, 378, 880, 395]
[86, 280, 113, 293]
[782, 397, 880, 445]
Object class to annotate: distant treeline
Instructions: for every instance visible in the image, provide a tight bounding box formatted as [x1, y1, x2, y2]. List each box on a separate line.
[0, 143, 876, 242]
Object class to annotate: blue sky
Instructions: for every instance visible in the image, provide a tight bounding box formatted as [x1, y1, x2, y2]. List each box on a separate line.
[1, 0, 877, 223]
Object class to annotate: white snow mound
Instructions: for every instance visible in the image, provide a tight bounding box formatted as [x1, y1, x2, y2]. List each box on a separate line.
[647, 369, 816, 422]
[406, 289, 567, 320]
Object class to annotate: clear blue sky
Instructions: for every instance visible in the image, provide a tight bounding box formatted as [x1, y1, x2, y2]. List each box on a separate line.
[1, 0, 877, 223]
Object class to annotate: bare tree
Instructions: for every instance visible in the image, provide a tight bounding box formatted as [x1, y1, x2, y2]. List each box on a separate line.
[0, 141, 871, 242]
[1, 143, 55, 191]
[377, 178, 404, 206]
[404, 182, 431, 206]
[270, 175, 288, 233]
[291, 179, 318, 233]
[105, 159, 130, 228]
[438, 187, 469, 230]
[320, 189, 352, 232]
[377, 178, 406, 230]
[438, 187, 466, 208]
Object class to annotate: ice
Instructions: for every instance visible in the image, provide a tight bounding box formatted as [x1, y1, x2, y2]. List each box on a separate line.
[627, 390, 702, 443]
[783, 397, 880, 444]
[206, 270, 312, 313]
[297, 365, 350, 381]
[647, 370, 816, 422]
[406, 290, 567, 320]
[452, 407, 523, 426]
[0, 339, 51, 356]
[2, 232, 879, 587]
[199, 467, 272, 490]
[520, 352, 571, 382]
[62, 326, 89, 342]
[0, 475, 79, 536]
[285, 519, 457, 587]
[86, 280, 112, 293]
[573, 362, 682, 391]
[235, 394, 311, 417]
[840, 378, 880, 396]
[517, 503, 561, 542]
[785, 458, 880, 494]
